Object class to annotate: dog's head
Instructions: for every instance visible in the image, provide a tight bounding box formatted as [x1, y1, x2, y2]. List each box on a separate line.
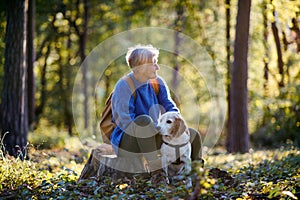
[157, 111, 189, 139]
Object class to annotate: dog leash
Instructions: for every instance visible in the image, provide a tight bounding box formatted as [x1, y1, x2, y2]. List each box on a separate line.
[163, 141, 189, 165]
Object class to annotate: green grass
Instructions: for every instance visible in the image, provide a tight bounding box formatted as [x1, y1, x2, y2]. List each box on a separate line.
[0, 138, 299, 199]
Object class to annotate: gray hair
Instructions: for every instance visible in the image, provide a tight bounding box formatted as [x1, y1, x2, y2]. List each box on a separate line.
[125, 44, 159, 68]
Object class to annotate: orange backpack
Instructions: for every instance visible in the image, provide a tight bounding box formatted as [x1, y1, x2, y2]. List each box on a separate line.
[100, 76, 160, 144]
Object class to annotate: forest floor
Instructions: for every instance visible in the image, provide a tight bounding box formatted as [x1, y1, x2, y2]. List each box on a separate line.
[0, 138, 299, 199]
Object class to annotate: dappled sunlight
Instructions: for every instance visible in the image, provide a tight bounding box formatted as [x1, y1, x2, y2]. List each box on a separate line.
[1, 145, 299, 199]
[0, 0, 299, 199]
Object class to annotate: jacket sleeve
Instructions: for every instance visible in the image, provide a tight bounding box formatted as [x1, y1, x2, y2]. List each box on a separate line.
[156, 76, 180, 113]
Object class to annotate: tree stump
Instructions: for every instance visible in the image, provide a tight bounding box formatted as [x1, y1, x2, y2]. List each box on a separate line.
[79, 143, 149, 181]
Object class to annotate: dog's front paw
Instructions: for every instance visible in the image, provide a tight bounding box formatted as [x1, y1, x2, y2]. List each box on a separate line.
[166, 176, 170, 184]
[185, 176, 192, 188]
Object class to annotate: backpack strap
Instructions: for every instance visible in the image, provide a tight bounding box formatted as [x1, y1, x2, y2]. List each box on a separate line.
[149, 78, 160, 95]
[124, 76, 160, 98]
[124, 76, 136, 99]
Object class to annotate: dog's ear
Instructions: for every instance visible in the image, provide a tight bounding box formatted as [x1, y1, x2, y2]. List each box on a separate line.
[170, 117, 187, 137]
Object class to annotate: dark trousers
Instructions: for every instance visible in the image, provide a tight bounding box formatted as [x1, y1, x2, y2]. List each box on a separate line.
[118, 115, 202, 161]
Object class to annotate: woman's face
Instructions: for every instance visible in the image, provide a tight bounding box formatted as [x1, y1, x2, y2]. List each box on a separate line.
[134, 57, 160, 82]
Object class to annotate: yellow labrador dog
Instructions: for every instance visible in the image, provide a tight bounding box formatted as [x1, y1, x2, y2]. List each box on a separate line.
[157, 111, 191, 184]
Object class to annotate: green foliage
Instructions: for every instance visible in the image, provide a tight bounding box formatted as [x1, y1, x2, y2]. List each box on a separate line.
[251, 82, 300, 148]
[204, 147, 300, 199]
[1, 144, 299, 199]
[0, 0, 299, 148]
[28, 119, 67, 149]
[234, 152, 300, 199]
[0, 158, 50, 196]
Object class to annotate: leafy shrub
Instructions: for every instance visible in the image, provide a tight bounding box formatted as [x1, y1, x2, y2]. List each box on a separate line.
[252, 83, 300, 148]
[28, 119, 67, 149]
[251, 105, 300, 148]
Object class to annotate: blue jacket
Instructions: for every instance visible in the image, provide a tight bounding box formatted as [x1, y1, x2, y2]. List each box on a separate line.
[110, 72, 179, 154]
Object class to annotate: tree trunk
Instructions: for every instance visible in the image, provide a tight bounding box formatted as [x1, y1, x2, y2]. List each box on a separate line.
[172, 1, 185, 107]
[78, 0, 89, 130]
[35, 44, 50, 121]
[225, 0, 231, 150]
[27, 0, 35, 129]
[79, 144, 148, 181]
[172, 1, 185, 92]
[262, 0, 269, 92]
[270, 1, 284, 88]
[271, 22, 284, 87]
[291, 18, 300, 52]
[1, 0, 28, 159]
[262, 0, 270, 125]
[65, 36, 74, 136]
[228, 0, 251, 153]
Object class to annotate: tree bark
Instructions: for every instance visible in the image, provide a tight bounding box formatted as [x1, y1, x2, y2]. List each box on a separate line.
[75, 0, 89, 130]
[228, 0, 251, 153]
[270, 1, 284, 88]
[271, 22, 284, 87]
[1, 0, 28, 159]
[172, 1, 185, 93]
[171, 1, 185, 108]
[262, 0, 269, 91]
[27, 0, 35, 129]
[79, 144, 148, 181]
[291, 18, 300, 52]
[35, 44, 50, 121]
[225, 0, 231, 150]
[262, 0, 271, 125]
[65, 36, 74, 136]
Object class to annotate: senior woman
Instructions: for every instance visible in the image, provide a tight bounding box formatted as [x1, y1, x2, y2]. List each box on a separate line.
[110, 44, 202, 184]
